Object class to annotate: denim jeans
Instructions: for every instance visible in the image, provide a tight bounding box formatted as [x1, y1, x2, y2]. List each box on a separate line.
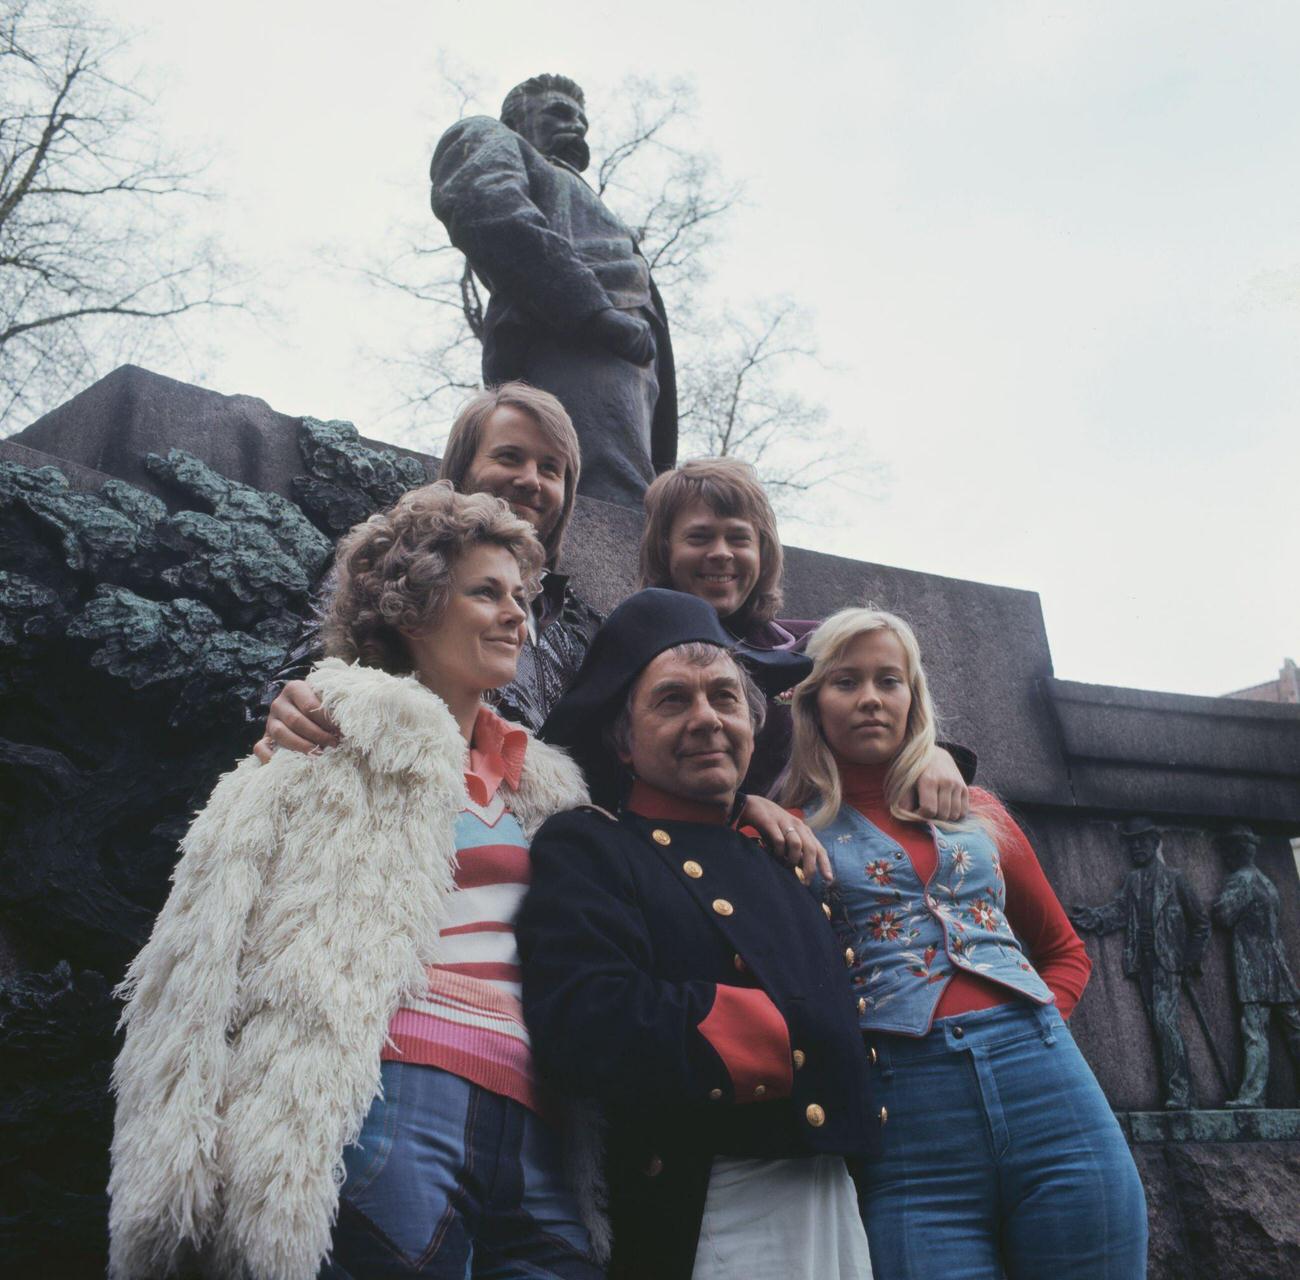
[859, 1003, 1147, 1280]
[320, 1062, 602, 1279]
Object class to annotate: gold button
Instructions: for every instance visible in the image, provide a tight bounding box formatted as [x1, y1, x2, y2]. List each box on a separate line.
[683, 860, 703, 879]
[712, 898, 734, 917]
[733, 953, 747, 973]
[844, 947, 855, 966]
[869, 1046, 878, 1066]
[793, 865, 807, 883]
[822, 902, 832, 919]
[878, 1106, 888, 1126]
[753, 1084, 767, 1098]
[646, 1155, 664, 1176]
[858, 997, 867, 1015]
[792, 1049, 806, 1070]
[709, 1087, 723, 1101]
[805, 1103, 826, 1128]
[652, 829, 671, 846]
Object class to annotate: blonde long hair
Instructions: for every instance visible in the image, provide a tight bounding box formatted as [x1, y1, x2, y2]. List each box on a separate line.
[780, 607, 997, 839]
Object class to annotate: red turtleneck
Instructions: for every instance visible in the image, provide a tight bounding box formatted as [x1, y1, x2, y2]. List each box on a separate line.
[837, 760, 1090, 1020]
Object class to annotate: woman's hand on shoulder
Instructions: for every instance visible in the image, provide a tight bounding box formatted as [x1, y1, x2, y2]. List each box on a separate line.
[912, 747, 969, 823]
[253, 680, 341, 763]
[737, 794, 833, 884]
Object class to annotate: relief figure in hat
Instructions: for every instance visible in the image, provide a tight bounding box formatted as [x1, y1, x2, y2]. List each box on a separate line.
[1213, 824, 1300, 1107]
[1070, 817, 1210, 1109]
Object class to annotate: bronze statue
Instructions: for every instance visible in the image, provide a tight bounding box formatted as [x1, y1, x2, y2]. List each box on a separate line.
[1212, 824, 1300, 1108]
[430, 74, 677, 508]
[1070, 816, 1210, 1109]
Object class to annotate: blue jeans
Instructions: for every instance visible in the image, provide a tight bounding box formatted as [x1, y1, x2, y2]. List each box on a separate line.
[859, 1003, 1147, 1280]
[320, 1063, 602, 1279]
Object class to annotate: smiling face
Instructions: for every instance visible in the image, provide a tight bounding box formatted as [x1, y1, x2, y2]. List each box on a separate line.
[465, 405, 567, 543]
[402, 542, 529, 701]
[516, 90, 590, 169]
[665, 501, 762, 623]
[619, 648, 756, 807]
[815, 628, 914, 766]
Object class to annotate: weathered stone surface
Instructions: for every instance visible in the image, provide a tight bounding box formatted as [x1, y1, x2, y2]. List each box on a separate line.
[9, 363, 432, 507]
[0, 462, 160, 580]
[1132, 1140, 1300, 1280]
[0, 963, 116, 1273]
[1023, 811, 1300, 1114]
[1045, 678, 1300, 822]
[1121, 1108, 1300, 1143]
[9, 364, 314, 504]
[292, 416, 431, 536]
[0, 376, 461, 1273]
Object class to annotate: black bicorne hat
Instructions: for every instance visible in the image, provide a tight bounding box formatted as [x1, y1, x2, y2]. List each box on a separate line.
[540, 588, 811, 807]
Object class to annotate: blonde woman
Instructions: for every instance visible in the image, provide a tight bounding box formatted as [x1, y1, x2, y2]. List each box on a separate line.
[780, 607, 1147, 1280]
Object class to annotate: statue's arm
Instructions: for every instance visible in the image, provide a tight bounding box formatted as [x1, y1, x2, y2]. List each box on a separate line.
[1071, 889, 1126, 935]
[430, 116, 613, 332]
[1211, 875, 1248, 928]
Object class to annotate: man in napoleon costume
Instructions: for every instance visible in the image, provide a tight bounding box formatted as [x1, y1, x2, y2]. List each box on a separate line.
[518, 590, 879, 1280]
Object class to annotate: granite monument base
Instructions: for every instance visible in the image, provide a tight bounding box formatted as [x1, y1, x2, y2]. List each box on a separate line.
[3, 366, 1298, 1276]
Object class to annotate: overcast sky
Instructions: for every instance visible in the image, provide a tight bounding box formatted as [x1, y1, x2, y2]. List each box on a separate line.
[90, 0, 1298, 699]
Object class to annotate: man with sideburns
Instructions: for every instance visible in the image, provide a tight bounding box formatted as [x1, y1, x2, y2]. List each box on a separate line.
[517, 589, 878, 1280]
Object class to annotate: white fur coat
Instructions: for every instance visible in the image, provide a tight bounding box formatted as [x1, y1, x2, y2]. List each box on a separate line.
[108, 659, 590, 1280]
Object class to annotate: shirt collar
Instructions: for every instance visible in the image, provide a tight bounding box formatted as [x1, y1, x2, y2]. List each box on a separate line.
[465, 704, 528, 806]
[625, 779, 733, 827]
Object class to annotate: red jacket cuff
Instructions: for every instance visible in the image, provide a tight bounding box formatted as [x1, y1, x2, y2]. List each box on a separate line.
[698, 985, 794, 1102]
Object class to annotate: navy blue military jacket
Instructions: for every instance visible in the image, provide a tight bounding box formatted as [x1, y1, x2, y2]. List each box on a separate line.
[517, 804, 879, 1280]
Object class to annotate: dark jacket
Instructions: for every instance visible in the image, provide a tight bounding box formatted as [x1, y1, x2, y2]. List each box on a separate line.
[517, 806, 878, 1280]
[253, 570, 602, 735]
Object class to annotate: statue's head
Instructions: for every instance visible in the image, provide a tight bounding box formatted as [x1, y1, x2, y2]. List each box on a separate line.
[501, 74, 590, 171]
[1220, 823, 1260, 869]
[1119, 815, 1161, 866]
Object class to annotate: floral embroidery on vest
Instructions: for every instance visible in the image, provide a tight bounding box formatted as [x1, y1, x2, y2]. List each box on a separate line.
[819, 806, 1053, 1035]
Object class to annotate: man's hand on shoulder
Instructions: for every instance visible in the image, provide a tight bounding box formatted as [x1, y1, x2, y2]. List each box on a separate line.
[254, 680, 341, 764]
[582, 307, 653, 365]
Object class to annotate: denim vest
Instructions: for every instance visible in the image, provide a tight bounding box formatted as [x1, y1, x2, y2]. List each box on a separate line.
[819, 804, 1054, 1036]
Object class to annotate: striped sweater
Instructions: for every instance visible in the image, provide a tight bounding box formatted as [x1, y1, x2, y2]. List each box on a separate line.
[381, 707, 540, 1111]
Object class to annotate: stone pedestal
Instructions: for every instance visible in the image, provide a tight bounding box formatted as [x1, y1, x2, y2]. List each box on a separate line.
[1122, 1113, 1300, 1280]
[3, 366, 1299, 1276]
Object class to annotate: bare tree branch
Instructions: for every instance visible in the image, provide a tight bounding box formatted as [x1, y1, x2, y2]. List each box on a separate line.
[676, 299, 874, 519]
[0, 0, 244, 428]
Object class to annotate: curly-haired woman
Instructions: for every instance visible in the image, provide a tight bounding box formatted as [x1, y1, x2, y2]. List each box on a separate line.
[109, 484, 604, 1280]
